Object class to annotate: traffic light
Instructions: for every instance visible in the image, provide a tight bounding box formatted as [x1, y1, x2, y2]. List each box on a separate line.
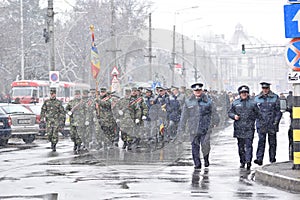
[242, 44, 246, 54]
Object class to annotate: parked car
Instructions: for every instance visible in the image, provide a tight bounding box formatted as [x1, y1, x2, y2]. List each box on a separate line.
[0, 103, 39, 144]
[24, 103, 45, 136]
[25, 103, 69, 137]
[0, 112, 12, 146]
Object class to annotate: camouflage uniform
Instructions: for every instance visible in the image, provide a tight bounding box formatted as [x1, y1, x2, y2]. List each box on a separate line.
[65, 90, 84, 153]
[127, 87, 148, 149]
[96, 88, 118, 147]
[83, 89, 102, 150]
[40, 88, 65, 151]
[113, 89, 134, 149]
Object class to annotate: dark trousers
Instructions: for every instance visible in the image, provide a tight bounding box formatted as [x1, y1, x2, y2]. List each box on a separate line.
[237, 137, 253, 164]
[288, 125, 294, 161]
[256, 131, 277, 162]
[191, 133, 210, 167]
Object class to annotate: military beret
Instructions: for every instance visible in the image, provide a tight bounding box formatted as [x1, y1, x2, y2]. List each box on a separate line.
[138, 87, 143, 91]
[124, 88, 131, 95]
[83, 90, 89, 95]
[131, 87, 138, 91]
[90, 88, 96, 92]
[191, 83, 203, 91]
[260, 82, 271, 88]
[50, 88, 56, 93]
[100, 87, 107, 92]
[74, 90, 81, 95]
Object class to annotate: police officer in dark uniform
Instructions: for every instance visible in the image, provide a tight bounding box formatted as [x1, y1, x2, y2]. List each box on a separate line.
[228, 85, 260, 170]
[254, 82, 282, 166]
[178, 83, 212, 169]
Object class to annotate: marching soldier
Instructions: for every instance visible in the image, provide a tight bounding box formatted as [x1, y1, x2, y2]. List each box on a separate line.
[40, 88, 65, 152]
[65, 90, 84, 154]
[128, 87, 148, 149]
[113, 88, 134, 149]
[96, 87, 118, 148]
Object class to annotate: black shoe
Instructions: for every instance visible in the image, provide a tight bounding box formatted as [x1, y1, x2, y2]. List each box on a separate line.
[73, 144, 77, 151]
[51, 143, 56, 152]
[254, 159, 263, 166]
[240, 163, 245, 168]
[122, 142, 127, 149]
[204, 154, 209, 167]
[194, 165, 201, 170]
[204, 161, 210, 167]
[246, 163, 251, 170]
[270, 158, 276, 163]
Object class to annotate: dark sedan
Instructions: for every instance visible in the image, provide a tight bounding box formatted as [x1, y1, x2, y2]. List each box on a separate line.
[0, 112, 11, 146]
[0, 103, 39, 144]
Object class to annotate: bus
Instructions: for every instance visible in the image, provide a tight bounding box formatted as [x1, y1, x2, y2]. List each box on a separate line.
[10, 80, 90, 104]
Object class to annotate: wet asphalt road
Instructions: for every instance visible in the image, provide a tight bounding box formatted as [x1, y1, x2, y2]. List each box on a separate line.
[0, 112, 300, 199]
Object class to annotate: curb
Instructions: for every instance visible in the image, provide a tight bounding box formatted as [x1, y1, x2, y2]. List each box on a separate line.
[255, 161, 300, 193]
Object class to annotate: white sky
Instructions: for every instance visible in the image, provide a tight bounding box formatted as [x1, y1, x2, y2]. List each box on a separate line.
[150, 0, 290, 44]
[42, 0, 291, 44]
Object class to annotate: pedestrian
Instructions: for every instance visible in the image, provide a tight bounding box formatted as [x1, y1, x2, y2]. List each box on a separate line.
[40, 88, 65, 152]
[228, 85, 260, 170]
[65, 90, 84, 154]
[286, 91, 294, 160]
[254, 82, 282, 165]
[178, 83, 213, 169]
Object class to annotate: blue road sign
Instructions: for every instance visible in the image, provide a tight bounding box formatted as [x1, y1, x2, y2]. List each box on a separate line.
[286, 38, 300, 71]
[284, 4, 300, 38]
[151, 81, 161, 90]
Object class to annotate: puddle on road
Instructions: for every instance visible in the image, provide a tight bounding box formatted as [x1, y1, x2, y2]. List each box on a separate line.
[0, 193, 58, 200]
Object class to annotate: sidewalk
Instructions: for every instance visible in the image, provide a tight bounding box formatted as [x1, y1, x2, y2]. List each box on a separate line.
[255, 161, 300, 193]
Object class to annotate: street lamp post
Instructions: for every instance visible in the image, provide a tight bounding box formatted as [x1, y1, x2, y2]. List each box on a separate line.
[171, 6, 199, 85]
[181, 17, 202, 86]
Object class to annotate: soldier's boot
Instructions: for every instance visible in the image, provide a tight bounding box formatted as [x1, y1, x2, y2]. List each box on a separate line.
[204, 154, 209, 167]
[127, 140, 133, 150]
[73, 143, 77, 152]
[122, 141, 127, 149]
[76, 144, 81, 154]
[51, 143, 56, 152]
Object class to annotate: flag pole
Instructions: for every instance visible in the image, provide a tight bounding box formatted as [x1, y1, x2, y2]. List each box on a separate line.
[90, 24, 100, 116]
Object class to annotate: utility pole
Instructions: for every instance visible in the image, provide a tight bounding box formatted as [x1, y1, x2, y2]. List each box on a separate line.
[193, 40, 199, 82]
[144, 13, 156, 81]
[20, 0, 24, 80]
[106, 0, 121, 86]
[171, 25, 176, 85]
[181, 34, 185, 85]
[47, 0, 55, 71]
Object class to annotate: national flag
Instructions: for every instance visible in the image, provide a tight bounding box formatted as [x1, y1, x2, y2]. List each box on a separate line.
[90, 25, 100, 79]
[91, 45, 100, 79]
